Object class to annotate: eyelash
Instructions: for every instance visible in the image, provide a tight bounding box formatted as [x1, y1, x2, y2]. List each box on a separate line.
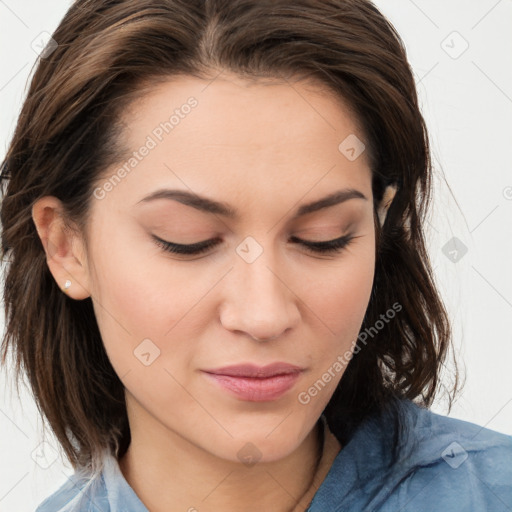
[152, 234, 355, 257]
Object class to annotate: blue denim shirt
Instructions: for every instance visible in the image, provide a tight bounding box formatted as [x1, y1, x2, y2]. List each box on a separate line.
[35, 399, 512, 511]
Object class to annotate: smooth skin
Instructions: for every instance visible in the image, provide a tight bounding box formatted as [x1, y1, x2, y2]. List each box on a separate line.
[32, 72, 395, 512]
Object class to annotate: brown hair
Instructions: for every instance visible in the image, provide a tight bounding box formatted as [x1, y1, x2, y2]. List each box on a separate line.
[0, 0, 458, 474]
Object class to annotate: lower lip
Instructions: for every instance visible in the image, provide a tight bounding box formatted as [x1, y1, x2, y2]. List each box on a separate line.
[203, 372, 301, 402]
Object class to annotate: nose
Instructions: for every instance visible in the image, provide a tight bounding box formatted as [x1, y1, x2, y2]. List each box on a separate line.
[250, 333, 280, 342]
[219, 246, 300, 342]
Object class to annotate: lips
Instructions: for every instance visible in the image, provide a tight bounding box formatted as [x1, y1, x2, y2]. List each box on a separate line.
[203, 362, 304, 378]
[202, 362, 304, 401]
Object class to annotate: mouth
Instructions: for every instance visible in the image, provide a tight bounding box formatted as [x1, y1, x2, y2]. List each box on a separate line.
[203, 362, 304, 378]
[201, 362, 304, 402]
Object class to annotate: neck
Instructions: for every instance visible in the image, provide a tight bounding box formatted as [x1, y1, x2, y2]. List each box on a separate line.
[118, 417, 323, 512]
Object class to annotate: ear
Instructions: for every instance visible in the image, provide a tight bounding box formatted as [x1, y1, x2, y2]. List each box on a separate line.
[31, 196, 91, 300]
[377, 183, 398, 227]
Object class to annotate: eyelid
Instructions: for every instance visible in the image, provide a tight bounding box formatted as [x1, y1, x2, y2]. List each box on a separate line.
[152, 234, 220, 255]
[151, 233, 355, 257]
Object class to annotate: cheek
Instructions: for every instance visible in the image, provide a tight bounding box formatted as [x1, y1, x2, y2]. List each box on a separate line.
[88, 224, 223, 381]
[293, 249, 375, 411]
[86, 227, 187, 371]
[306, 246, 375, 343]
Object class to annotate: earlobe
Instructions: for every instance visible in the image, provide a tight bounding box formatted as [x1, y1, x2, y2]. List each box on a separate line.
[377, 183, 398, 227]
[31, 196, 91, 300]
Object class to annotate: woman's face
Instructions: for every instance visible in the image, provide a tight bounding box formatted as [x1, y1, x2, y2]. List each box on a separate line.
[83, 73, 376, 463]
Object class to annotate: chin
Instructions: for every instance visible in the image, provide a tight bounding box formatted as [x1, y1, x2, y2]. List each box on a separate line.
[210, 422, 312, 465]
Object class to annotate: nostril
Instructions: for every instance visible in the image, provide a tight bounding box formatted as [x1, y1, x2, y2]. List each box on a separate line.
[250, 334, 279, 342]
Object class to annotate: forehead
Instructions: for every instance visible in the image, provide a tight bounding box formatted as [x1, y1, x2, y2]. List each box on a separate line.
[123, 72, 365, 149]
[101, 73, 373, 213]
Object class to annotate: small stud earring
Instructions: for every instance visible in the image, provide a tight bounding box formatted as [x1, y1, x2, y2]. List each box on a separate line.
[63, 279, 71, 293]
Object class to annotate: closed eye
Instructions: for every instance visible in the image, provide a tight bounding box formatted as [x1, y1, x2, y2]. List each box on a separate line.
[152, 234, 355, 257]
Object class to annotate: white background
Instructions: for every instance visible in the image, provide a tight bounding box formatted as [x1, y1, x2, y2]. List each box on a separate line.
[0, 1, 511, 510]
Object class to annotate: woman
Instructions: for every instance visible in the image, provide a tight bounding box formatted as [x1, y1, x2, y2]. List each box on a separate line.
[1, 0, 511, 510]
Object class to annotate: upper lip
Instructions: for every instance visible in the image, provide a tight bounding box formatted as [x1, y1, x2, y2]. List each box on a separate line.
[202, 362, 304, 378]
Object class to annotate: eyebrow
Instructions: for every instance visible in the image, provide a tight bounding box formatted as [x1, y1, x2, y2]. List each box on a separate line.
[136, 188, 367, 219]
